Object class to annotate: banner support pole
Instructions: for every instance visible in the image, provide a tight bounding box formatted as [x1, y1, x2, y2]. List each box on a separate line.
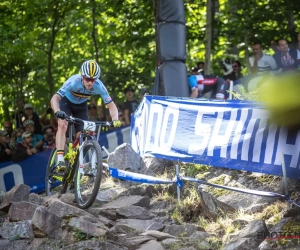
[281, 152, 290, 210]
[176, 164, 181, 202]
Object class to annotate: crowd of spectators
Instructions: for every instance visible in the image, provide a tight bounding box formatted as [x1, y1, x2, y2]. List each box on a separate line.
[189, 34, 300, 98]
[0, 87, 150, 163]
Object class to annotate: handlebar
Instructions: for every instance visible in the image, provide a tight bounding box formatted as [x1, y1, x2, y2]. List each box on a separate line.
[64, 115, 113, 127]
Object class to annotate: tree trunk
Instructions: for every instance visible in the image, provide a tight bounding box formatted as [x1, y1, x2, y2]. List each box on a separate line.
[204, 0, 213, 75]
[91, 0, 99, 62]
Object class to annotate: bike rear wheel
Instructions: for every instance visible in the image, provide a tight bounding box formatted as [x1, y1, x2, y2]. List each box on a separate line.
[74, 140, 103, 209]
[45, 147, 62, 196]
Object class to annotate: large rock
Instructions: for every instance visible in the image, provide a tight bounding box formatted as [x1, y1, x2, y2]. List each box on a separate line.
[101, 195, 150, 209]
[163, 224, 202, 237]
[122, 236, 156, 249]
[140, 230, 176, 240]
[108, 143, 146, 173]
[8, 201, 39, 221]
[47, 198, 91, 218]
[258, 217, 294, 250]
[29, 193, 47, 205]
[63, 240, 128, 250]
[31, 206, 63, 238]
[136, 240, 165, 250]
[116, 206, 155, 220]
[0, 220, 34, 240]
[223, 220, 269, 250]
[0, 240, 30, 250]
[96, 186, 127, 204]
[114, 219, 156, 232]
[223, 238, 264, 250]
[68, 217, 107, 237]
[0, 184, 30, 212]
[218, 192, 276, 213]
[143, 156, 175, 177]
[196, 188, 236, 220]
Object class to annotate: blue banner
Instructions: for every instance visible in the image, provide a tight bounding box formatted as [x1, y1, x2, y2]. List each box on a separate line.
[0, 126, 130, 193]
[131, 96, 300, 179]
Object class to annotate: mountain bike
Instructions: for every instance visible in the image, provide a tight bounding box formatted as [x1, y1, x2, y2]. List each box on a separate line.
[45, 115, 112, 209]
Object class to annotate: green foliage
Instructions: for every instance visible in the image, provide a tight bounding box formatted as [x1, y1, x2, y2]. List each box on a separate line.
[73, 229, 92, 242]
[181, 163, 210, 178]
[1, 0, 299, 124]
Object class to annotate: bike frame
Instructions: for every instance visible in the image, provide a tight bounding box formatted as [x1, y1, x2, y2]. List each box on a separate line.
[63, 119, 103, 183]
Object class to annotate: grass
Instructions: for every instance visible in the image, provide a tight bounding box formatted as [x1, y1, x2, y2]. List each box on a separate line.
[170, 186, 202, 224]
[181, 163, 210, 178]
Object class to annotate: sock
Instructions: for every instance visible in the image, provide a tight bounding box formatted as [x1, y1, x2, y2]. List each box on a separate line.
[57, 150, 64, 162]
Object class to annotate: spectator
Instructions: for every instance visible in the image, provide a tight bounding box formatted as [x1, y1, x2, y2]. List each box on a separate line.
[87, 103, 104, 133]
[35, 125, 56, 152]
[249, 41, 277, 74]
[16, 120, 43, 147]
[197, 61, 205, 74]
[273, 38, 298, 71]
[3, 121, 16, 148]
[3, 121, 13, 137]
[116, 104, 126, 127]
[12, 132, 38, 162]
[188, 70, 228, 99]
[40, 107, 58, 133]
[232, 60, 244, 79]
[270, 40, 280, 55]
[88, 103, 101, 122]
[0, 130, 14, 163]
[21, 103, 43, 134]
[189, 67, 200, 76]
[123, 86, 139, 125]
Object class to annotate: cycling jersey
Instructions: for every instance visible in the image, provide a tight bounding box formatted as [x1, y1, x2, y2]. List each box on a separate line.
[56, 74, 112, 105]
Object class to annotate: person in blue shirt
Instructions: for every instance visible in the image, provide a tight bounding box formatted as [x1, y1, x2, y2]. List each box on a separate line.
[188, 68, 228, 99]
[50, 60, 121, 174]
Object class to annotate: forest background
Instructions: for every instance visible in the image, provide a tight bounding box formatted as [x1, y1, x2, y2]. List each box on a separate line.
[1, 0, 299, 122]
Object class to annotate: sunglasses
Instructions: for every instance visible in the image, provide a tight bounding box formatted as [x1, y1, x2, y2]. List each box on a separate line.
[232, 65, 238, 68]
[4, 126, 11, 129]
[83, 76, 96, 83]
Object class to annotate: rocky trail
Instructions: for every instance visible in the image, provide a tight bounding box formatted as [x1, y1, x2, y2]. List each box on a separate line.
[1, 143, 300, 250]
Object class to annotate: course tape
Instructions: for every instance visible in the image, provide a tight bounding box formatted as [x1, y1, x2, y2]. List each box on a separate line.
[109, 167, 175, 185]
[108, 167, 300, 208]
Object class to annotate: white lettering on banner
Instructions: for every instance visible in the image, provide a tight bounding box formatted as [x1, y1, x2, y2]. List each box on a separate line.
[264, 123, 278, 164]
[159, 106, 179, 151]
[188, 107, 215, 155]
[275, 128, 300, 167]
[251, 109, 269, 162]
[135, 98, 300, 168]
[230, 109, 250, 159]
[208, 108, 235, 157]
[145, 103, 179, 152]
[241, 109, 267, 161]
[0, 164, 24, 191]
[131, 102, 149, 155]
[146, 104, 163, 150]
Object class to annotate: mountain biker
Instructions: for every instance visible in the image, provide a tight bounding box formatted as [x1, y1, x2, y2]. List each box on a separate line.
[50, 60, 121, 174]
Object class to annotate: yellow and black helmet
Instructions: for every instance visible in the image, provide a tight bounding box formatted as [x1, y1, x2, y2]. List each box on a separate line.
[81, 60, 101, 79]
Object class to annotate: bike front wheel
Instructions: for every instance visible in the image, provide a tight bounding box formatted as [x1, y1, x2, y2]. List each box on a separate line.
[74, 140, 103, 209]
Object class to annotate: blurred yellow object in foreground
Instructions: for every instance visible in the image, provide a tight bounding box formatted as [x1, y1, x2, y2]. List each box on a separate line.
[258, 71, 300, 128]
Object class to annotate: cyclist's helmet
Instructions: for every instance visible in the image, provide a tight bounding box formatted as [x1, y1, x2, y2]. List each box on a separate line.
[81, 60, 101, 79]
